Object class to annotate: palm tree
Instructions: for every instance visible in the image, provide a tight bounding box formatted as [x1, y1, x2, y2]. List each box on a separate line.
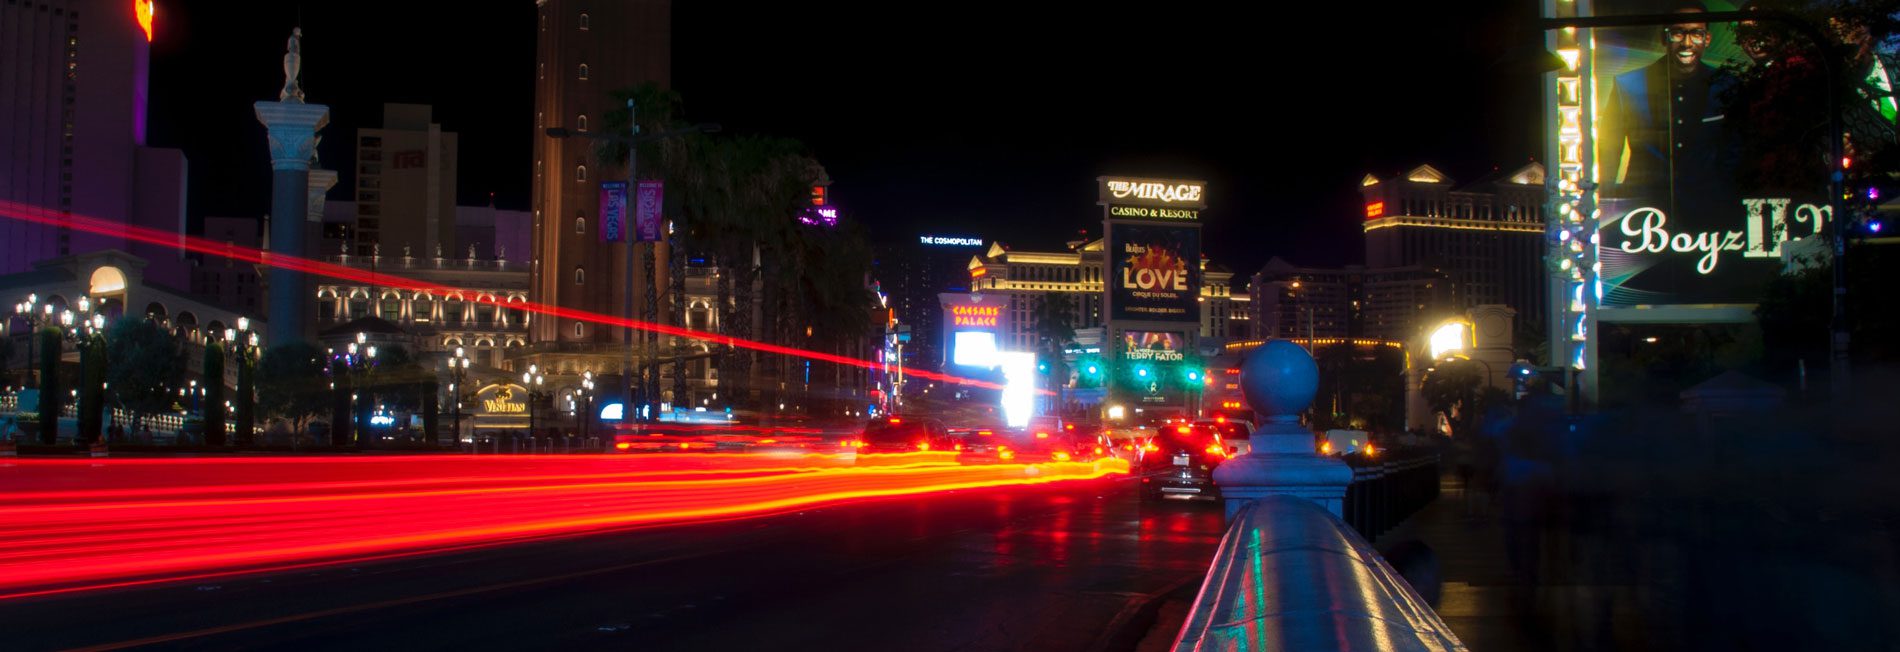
[1030, 294, 1078, 417]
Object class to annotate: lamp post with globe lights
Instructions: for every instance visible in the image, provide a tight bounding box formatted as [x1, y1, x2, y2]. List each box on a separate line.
[11, 294, 45, 390]
[523, 365, 547, 443]
[446, 346, 471, 448]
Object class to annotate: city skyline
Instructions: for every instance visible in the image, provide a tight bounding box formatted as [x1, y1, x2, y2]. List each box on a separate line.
[144, 1, 1544, 280]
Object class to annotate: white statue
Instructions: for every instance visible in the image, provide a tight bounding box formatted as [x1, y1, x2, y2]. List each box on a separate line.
[435, 243, 444, 259]
[467, 244, 476, 260]
[281, 28, 305, 103]
[372, 243, 380, 257]
[403, 245, 412, 258]
[496, 244, 506, 260]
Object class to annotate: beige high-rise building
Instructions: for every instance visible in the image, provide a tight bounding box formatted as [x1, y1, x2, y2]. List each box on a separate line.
[352, 104, 458, 259]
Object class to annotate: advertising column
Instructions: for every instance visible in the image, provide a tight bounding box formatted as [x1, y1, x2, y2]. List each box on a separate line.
[1100, 177, 1206, 421]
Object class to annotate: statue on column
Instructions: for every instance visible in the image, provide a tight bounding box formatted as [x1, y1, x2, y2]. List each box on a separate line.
[281, 28, 305, 103]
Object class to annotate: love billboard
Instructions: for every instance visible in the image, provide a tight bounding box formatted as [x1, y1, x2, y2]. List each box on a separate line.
[1107, 223, 1201, 323]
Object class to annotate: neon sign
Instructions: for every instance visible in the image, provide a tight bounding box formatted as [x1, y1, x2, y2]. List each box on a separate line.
[1108, 206, 1199, 220]
[950, 305, 1000, 327]
[483, 387, 526, 414]
[136, 0, 155, 42]
[1103, 179, 1204, 205]
[1365, 201, 1384, 219]
[919, 235, 983, 246]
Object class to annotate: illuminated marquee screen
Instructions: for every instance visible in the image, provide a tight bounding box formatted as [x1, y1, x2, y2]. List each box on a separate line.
[1121, 331, 1185, 362]
[1107, 223, 1201, 322]
[1579, 1, 1845, 306]
[940, 293, 1009, 368]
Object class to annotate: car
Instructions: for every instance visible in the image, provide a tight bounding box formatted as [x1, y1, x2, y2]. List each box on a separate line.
[857, 416, 952, 454]
[1193, 417, 1254, 456]
[1135, 423, 1236, 501]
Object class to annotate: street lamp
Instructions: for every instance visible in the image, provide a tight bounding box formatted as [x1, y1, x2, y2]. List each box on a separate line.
[221, 317, 261, 447]
[446, 346, 471, 448]
[335, 332, 378, 445]
[11, 294, 43, 389]
[523, 364, 546, 440]
[545, 118, 720, 426]
[578, 370, 595, 442]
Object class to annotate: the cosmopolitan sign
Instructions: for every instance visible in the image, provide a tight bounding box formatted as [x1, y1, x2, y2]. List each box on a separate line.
[920, 235, 983, 246]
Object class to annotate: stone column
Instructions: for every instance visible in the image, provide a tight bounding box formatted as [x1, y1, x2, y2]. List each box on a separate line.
[254, 101, 330, 345]
[1212, 339, 1353, 520]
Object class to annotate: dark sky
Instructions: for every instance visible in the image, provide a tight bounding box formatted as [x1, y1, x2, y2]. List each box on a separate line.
[148, 1, 1544, 283]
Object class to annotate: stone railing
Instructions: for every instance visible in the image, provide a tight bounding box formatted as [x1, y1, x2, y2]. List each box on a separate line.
[1173, 495, 1465, 651]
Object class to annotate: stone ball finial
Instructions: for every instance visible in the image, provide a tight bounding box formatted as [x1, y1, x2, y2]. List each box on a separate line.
[1240, 339, 1318, 422]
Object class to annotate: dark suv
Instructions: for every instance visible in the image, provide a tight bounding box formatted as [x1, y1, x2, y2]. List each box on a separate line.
[1136, 424, 1233, 501]
[858, 417, 952, 454]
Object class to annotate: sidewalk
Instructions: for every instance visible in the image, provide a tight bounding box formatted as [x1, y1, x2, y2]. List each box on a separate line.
[1375, 474, 1649, 652]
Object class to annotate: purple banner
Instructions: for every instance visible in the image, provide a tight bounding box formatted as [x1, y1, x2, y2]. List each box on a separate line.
[635, 180, 665, 242]
[599, 181, 627, 243]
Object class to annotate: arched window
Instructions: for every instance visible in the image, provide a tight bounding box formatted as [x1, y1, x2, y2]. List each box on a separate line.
[577, 114, 588, 132]
[574, 322, 584, 337]
[575, 165, 587, 182]
[575, 215, 586, 234]
[574, 266, 585, 285]
[579, 12, 590, 30]
[578, 63, 589, 80]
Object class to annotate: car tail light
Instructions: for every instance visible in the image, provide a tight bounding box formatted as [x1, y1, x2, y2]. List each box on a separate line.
[1364, 443, 1376, 457]
[977, 430, 992, 436]
[888, 417, 902, 424]
[679, 443, 691, 450]
[917, 441, 931, 451]
[1064, 424, 1074, 430]
[1094, 446, 1104, 455]
[1319, 441, 1333, 455]
[1176, 426, 1191, 434]
[758, 439, 777, 444]
[614, 442, 631, 450]
[1053, 451, 1071, 462]
[999, 449, 1015, 460]
[954, 443, 964, 451]
[1142, 442, 1159, 452]
[1035, 432, 1050, 439]
[1205, 444, 1227, 457]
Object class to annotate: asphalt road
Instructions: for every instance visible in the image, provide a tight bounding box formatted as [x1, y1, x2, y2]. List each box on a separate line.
[0, 476, 1227, 651]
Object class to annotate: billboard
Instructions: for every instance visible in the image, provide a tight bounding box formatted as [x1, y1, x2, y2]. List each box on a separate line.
[1581, 2, 1844, 306]
[940, 293, 1009, 368]
[1121, 331, 1185, 362]
[1107, 223, 1201, 322]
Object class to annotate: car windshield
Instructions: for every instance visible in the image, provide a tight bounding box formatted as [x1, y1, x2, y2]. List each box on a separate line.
[862, 422, 929, 443]
[1201, 422, 1248, 441]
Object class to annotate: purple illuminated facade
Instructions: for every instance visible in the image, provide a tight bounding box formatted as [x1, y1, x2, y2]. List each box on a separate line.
[0, 0, 188, 288]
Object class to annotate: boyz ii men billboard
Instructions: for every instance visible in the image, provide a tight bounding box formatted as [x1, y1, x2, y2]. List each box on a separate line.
[1584, 0, 1888, 306]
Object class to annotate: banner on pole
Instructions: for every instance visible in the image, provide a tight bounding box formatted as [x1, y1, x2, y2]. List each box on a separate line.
[599, 181, 628, 243]
[635, 180, 665, 242]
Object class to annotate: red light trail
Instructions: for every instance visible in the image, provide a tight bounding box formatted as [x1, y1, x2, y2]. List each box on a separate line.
[0, 200, 1017, 391]
[0, 453, 1127, 600]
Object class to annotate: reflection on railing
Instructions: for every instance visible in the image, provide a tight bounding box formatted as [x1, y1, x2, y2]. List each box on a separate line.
[1173, 494, 1466, 651]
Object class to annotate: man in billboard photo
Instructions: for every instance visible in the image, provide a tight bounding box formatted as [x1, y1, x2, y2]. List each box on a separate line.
[1599, 1, 1742, 295]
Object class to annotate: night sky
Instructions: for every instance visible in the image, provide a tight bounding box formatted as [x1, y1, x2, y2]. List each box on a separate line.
[148, 1, 1544, 282]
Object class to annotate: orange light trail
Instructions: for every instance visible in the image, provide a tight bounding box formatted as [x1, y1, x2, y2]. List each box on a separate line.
[0, 200, 1016, 391]
[0, 453, 1127, 599]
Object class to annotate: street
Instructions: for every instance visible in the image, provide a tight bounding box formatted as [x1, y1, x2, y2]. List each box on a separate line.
[0, 476, 1226, 651]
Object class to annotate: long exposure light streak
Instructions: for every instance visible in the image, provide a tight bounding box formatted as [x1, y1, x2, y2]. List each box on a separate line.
[0, 200, 1012, 391]
[0, 453, 1127, 599]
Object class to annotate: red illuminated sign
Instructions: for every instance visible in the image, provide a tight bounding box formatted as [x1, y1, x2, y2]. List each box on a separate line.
[810, 185, 827, 206]
[950, 305, 1000, 327]
[1365, 202, 1385, 219]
